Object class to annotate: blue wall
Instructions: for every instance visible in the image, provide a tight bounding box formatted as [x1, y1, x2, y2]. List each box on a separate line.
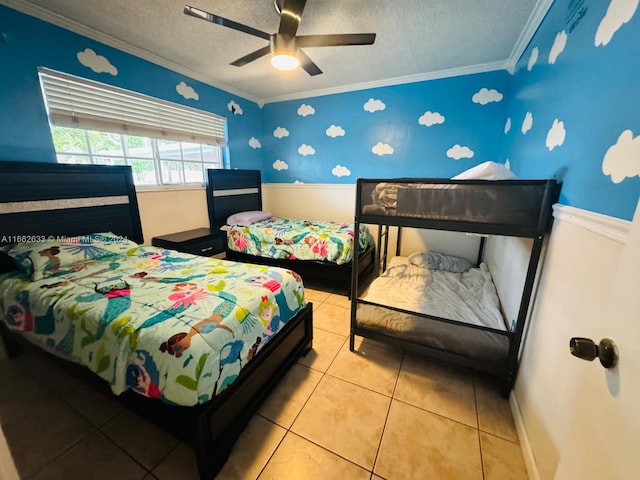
[261, 72, 511, 183]
[1, 2, 639, 220]
[502, 0, 640, 220]
[0, 5, 263, 168]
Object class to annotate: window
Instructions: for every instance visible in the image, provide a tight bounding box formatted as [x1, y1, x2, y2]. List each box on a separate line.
[39, 68, 226, 187]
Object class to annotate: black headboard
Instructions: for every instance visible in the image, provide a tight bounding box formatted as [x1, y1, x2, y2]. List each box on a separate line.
[0, 161, 144, 246]
[206, 169, 262, 229]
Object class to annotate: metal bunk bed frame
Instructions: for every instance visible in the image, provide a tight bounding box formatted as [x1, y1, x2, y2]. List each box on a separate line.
[349, 178, 561, 397]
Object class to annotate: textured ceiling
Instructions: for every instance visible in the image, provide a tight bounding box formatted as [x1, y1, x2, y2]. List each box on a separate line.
[2, 0, 552, 104]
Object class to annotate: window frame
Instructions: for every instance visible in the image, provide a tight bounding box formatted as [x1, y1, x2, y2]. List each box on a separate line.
[39, 67, 228, 189]
[51, 126, 224, 188]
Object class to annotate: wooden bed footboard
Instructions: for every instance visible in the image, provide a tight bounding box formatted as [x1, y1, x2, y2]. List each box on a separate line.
[0, 303, 313, 479]
[225, 244, 376, 297]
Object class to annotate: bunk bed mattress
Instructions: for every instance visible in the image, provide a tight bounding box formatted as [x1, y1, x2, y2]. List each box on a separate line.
[226, 217, 373, 265]
[356, 257, 509, 364]
[362, 181, 547, 225]
[0, 244, 305, 407]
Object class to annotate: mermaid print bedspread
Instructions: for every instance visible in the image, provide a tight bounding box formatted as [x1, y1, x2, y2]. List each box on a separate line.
[227, 217, 373, 265]
[0, 246, 305, 406]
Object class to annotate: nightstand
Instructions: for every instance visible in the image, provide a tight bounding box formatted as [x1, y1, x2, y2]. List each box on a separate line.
[151, 227, 226, 257]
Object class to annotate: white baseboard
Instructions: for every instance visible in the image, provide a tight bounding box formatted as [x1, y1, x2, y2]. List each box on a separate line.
[510, 391, 539, 480]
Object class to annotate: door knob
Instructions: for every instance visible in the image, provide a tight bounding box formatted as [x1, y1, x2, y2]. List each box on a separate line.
[569, 337, 618, 368]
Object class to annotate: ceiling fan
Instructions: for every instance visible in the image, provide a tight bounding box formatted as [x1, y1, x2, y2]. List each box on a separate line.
[184, 0, 376, 76]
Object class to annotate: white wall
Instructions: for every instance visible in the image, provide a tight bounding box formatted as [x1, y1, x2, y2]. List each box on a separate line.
[136, 188, 209, 244]
[135, 183, 480, 260]
[484, 235, 533, 332]
[512, 205, 630, 480]
[262, 184, 480, 260]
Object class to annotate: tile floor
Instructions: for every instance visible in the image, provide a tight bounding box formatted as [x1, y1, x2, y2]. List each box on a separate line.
[0, 286, 528, 479]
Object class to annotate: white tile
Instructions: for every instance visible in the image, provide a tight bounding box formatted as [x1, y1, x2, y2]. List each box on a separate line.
[216, 415, 287, 480]
[291, 375, 390, 470]
[395, 355, 477, 427]
[101, 410, 178, 470]
[314, 303, 351, 336]
[258, 364, 323, 428]
[327, 339, 402, 396]
[297, 328, 346, 373]
[376, 400, 482, 480]
[260, 432, 370, 480]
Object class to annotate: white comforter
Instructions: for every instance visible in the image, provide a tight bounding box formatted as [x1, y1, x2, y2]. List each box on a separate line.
[363, 257, 504, 330]
[357, 257, 508, 362]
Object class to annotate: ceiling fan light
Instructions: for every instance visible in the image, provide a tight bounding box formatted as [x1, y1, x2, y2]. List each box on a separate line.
[271, 52, 299, 71]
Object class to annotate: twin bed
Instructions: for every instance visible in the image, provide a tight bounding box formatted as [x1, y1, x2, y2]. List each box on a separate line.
[206, 169, 376, 294]
[0, 161, 313, 479]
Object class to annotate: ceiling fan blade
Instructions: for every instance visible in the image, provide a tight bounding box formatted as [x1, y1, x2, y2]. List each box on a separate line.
[297, 33, 376, 48]
[184, 5, 271, 41]
[230, 45, 272, 67]
[278, 0, 306, 38]
[298, 49, 322, 76]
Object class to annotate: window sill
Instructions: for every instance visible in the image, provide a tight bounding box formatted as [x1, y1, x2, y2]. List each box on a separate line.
[135, 183, 205, 193]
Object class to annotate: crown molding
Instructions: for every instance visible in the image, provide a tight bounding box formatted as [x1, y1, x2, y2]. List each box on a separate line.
[260, 60, 509, 104]
[0, 0, 261, 104]
[3, 0, 553, 106]
[553, 204, 631, 245]
[506, 0, 554, 73]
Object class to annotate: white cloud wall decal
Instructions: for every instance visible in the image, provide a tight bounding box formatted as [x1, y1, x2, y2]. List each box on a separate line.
[419, 111, 445, 126]
[549, 31, 567, 64]
[447, 145, 474, 160]
[326, 125, 346, 137]
[364, 98, 386, 112]
[298, 144, 315, 156]
[273, 159, 288, 171]
[596, 0, 639, 46]
[176, 82, 199, 100]
[546, 119, 566, 151]
[522, 112, 533, 134]
[528, 47, 539, 71]
[297, 104, 315, 116]
[77, 48, 117, 75]
[248, 137, 261, 149]
[602, 129, 640, 183]
[504, 117, 512, 134]
[294, 180, 305, 184]
[372, 142, 394, 156]
[332, 165, 351, 177]
[471, 88, 503, 105]
[228, 100, 243, 115]
[273, 127, 289, 138]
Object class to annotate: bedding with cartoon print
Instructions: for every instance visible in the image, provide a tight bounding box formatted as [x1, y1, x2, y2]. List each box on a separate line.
[0, 245, 305, 407]
[226, 217, 373, 265]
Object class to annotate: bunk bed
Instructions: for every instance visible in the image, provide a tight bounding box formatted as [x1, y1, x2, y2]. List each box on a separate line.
[206, 169, 376, 294]
[0, 161, 313, 480]
[350, 178, 561, 396]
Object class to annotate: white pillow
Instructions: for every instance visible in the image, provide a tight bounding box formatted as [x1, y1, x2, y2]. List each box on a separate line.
[452, 161, 516, 180]
[407, 251, 473, 273]
[226, 210, 272, 226]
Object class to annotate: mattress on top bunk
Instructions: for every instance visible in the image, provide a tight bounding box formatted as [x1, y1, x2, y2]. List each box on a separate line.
[226, 216, 373, 265]
[356, 254, 510, 364]
[0, 236, 305, 407]
[361, 180, 548, 225]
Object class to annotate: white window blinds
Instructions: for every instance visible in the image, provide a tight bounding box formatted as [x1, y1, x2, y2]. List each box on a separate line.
[38, 68, 226, 146]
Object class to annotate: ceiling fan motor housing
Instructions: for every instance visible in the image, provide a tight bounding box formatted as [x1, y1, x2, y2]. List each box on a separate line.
[271, 33, 297, 56]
